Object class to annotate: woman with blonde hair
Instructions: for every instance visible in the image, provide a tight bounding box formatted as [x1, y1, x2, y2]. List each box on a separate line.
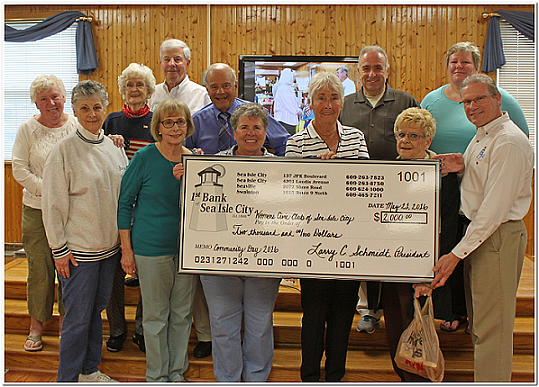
[117, 99, 197, 382]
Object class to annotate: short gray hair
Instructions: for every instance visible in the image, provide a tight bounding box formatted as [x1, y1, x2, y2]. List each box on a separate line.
[71, 80, 109, 109]
[359, 46, 390, 70]
[308, 72, 344, 102]
[230, 103, 269, 131]
[30, 75, 66, 103]
[205, 63, 237, 83]
[461, 73, 499, 97]
[118, 63, 156, 97]
[446, 42, 481, 70]
[160, 39, 191, 62]
[336, 66, 349, 76]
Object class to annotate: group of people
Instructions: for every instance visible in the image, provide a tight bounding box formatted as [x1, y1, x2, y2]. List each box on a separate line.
[11, 38, 532, 384]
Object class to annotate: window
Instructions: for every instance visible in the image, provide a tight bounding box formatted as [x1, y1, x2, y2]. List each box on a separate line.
[4, 21, 79, 161]
[497, 19, 536, 149]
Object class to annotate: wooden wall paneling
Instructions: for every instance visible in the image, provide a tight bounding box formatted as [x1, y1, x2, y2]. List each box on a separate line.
[4, 4, 535, 251]
[4, 164, 23, 243]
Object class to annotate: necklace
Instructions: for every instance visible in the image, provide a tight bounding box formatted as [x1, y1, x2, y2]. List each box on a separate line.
[156, 142, 184, 169]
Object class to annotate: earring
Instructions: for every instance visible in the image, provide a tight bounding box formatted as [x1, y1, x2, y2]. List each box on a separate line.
[158, 132, 162, 135]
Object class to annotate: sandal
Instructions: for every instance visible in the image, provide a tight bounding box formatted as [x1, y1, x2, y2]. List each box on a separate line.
[440, 316, 467, 332]
[24, 335, 43, 351]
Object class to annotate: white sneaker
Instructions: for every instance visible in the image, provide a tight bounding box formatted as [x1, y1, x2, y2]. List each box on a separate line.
[356, 315, 380, 334]
[78, 370, 117, 382]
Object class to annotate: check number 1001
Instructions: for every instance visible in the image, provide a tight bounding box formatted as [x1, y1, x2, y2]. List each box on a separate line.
[397, 171, 426, 182]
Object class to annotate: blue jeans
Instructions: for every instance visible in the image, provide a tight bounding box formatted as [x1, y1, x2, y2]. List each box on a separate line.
[200, 275, 280, 382]
[57, 253, 118, 382]
[135, 254, 196, 382]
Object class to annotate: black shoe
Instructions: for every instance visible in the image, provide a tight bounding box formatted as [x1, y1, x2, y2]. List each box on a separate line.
[106, 333, 125, 352]
[125, 275, 140, 287]
[193, 341, 212, 358]
[133, 333, 146, 353]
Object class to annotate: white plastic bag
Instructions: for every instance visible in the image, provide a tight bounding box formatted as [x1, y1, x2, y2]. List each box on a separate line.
[394, 296, 445, 382]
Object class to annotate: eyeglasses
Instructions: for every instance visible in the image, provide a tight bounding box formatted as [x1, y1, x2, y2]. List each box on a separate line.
[161, 119, 188, 128]
[460, 94, 493, 107]
[125, 82, 147, 90]
[394, 132, 426, 141]
[208, 83, 234, 92]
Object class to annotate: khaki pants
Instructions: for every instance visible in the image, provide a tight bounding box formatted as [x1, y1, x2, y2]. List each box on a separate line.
[22, 205, 64, 320]
[464, 220, 526, 382]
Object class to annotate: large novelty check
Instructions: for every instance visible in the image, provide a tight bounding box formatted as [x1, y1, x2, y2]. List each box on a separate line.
[179, 156, 441, 282]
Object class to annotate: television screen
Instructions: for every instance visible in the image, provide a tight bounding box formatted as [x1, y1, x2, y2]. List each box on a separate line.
[238, 55, 359, 130]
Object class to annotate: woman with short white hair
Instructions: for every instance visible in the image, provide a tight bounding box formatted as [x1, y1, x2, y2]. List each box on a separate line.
[102, 62, 157, 353]
[12, 75, 78, 352]
[286, 72, 369, 382]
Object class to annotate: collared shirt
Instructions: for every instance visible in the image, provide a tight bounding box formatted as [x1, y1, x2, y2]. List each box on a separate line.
[217, 145, 274, 157]
[339, 84, 419, 160]
[285, 121, 370, 159]
[185, 98, 291, 156]
[452, 113, 534, 258]
[148, 75, 211, 115]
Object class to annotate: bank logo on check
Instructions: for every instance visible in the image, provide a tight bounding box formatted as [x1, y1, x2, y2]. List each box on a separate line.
[189, 164, 228, 232]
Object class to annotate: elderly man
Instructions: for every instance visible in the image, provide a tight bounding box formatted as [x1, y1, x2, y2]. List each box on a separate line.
[336, 66, 356, 97]
[432, 74, 533, 382]
[149, 39, 210, 114]
[148, 38, 212, 359]
[185, 63, 290, 156]
[339, 46, 419, 350]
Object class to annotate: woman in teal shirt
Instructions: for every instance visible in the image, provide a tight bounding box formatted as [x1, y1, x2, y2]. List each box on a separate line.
[117, 99, 196, 382]
[421, 41, 528, 155]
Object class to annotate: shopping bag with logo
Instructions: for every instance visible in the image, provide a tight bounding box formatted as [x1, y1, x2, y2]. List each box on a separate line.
[394, 296, 445, 382]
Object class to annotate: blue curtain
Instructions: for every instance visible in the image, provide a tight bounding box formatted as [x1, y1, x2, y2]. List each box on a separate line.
[497, 10, 534, 42]
[482, 16, 505, 73]
[482, 10, 534, 72]
[5, 11, 99, 74]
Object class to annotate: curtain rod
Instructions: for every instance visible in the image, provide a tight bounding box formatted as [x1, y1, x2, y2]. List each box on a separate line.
[482, 12, 500, 18]
[5, 16, 92, 22]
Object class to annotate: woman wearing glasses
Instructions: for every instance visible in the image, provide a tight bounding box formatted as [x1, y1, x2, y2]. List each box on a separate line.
[382, 107, 460, 382]
[102, 63, 157, 353]
[117, 99, 197, 382]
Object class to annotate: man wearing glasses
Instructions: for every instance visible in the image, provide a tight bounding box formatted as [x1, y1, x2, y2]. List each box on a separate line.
[185, 63, 290, 156]
[432, 74, 533, 382]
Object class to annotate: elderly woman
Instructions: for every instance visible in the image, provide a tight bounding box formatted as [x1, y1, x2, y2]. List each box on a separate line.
[378, 107, 460, 382]
[117, 99, 197, 382]
[286, 72, 369, 382]
[42, 80, 128, 382]
[420, 42, 527, 333]
[102, 62, 156, 353]
[12, 75, 77, 352]
[199, 103, 281, 382]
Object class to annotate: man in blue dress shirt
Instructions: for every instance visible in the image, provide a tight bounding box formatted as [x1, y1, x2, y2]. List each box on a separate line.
[185, 63, 290, 155]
